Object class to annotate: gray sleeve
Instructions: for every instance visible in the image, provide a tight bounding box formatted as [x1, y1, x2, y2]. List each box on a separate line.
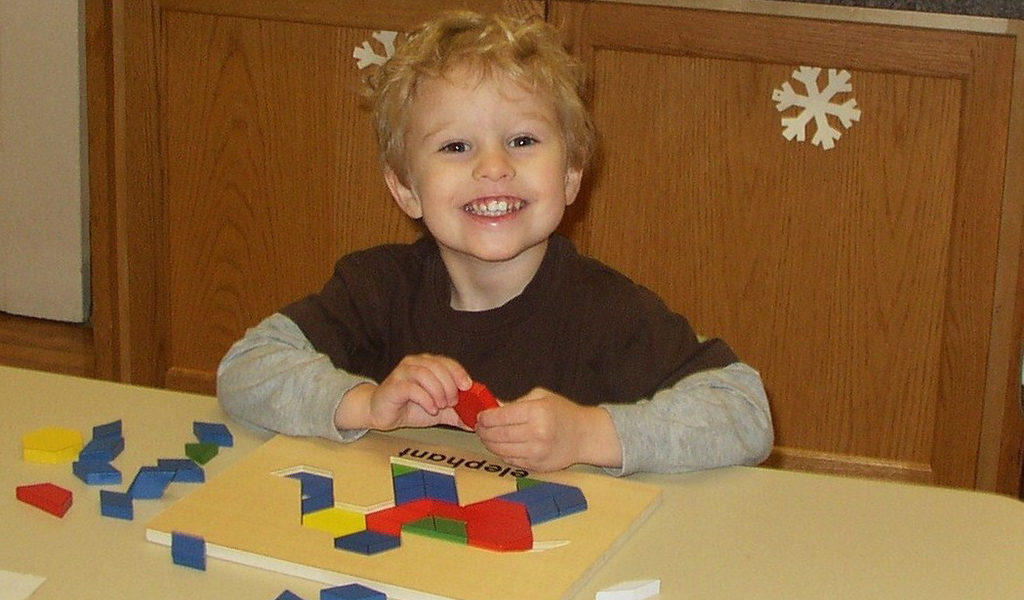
[216, 312, 374, 442]
[601, 362, 774, 476]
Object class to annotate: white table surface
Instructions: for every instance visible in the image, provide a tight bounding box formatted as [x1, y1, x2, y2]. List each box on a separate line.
[3, 365, 1023, 599]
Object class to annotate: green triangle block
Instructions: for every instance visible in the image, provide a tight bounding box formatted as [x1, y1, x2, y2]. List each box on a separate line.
[516, 477, 542, 490]
[391, 463, 419, 477]
[185, 442, 219, 465]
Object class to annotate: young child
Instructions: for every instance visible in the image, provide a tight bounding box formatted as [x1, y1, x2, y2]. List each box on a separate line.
[217, 10, 773, 475]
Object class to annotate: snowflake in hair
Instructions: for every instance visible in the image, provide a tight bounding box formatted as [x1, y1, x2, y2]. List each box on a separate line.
[772, 66, 861, 150]
[353, 30, 399, 69]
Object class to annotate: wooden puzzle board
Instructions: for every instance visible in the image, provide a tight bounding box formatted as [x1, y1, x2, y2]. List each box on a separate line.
[146, 433, 661, 600]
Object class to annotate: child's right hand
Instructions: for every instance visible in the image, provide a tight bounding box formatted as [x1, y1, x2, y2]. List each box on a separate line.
[333, 353, 473, 431]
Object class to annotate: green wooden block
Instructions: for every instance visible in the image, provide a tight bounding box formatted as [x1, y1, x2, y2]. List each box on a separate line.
[517, 477, 542, 490]
[402, 516, 436, 533]
[390, 463, 419, 477]
[433, 517, 468, 543]
[185, 442, 219, 465]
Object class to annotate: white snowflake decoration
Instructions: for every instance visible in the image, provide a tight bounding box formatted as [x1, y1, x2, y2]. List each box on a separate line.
[772, 66, 861, 150]
[353, 30, 398, 69]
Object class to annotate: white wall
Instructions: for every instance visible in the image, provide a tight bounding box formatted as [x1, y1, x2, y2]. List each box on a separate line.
[0, 0, 88, 323]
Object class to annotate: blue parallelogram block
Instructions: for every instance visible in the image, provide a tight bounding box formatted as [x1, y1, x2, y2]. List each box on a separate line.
[73, 460, 122, 485]
[171, 531, 206, 570]
[192, 421, 233, 447]
[320, 583, 386, 600]
[99, 490, 133, 520]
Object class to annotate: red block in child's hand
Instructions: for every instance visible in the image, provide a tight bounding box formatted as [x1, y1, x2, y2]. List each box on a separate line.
[456, 382, 500, 428]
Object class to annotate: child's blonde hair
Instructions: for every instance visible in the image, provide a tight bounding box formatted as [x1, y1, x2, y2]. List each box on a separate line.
[366, 11, 596, 181]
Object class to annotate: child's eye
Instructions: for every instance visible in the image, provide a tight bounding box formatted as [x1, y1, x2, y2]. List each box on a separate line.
[510, 135, 538, 148]
[440, 141, 469, 153]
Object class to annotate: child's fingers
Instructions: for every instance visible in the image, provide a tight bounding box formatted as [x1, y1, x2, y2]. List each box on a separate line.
[394, 353, 469, 408]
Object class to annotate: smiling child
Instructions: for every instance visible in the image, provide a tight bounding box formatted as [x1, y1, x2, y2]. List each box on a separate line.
[217, 10, 773, 475]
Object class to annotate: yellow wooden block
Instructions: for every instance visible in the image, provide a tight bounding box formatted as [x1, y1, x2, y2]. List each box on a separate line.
[22, 427, 84, 464]
[302, 507, 366, 538]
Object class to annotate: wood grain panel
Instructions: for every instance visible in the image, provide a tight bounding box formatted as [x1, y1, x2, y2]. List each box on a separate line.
[552, 0, 1017, 489]
[123, 0, 545, 393]
[161, 11, 414, 377]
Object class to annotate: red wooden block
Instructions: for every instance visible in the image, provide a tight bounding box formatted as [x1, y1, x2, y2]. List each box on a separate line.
[463, 498, 533, 551]
[455, 382, 500, 428]
[365, 499, 441, 536]
[17, 482, 73, 517]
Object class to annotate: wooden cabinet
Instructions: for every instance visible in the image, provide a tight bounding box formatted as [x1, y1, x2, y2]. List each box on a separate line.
[108, 0, 1024, 492]
[550, 0, 1023, 492]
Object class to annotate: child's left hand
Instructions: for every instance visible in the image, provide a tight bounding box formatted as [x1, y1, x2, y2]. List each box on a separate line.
[474, 388, 622, 472]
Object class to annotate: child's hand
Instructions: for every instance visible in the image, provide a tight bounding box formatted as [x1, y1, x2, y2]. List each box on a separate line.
[474, 388, 622, 472]
[334, 353, 473, 431]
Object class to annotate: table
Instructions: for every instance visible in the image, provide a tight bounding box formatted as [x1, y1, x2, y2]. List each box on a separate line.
[3, 365, 1023, 599]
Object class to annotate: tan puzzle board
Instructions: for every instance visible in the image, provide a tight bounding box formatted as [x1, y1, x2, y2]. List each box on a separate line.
[147, 433, 661, 600]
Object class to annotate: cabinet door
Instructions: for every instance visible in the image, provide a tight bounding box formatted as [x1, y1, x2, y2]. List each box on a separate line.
[120, 0, 544, 392]
[550, 1, 1022, 490]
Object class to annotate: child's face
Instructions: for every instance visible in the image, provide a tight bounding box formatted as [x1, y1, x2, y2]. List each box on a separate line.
[385, 65, 583, 272]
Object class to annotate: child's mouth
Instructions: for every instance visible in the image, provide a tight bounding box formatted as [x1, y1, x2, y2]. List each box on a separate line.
[463, 197, 524, 217]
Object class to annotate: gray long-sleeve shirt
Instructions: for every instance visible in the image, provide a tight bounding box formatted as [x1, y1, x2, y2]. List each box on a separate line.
[218, 312, 773, 476]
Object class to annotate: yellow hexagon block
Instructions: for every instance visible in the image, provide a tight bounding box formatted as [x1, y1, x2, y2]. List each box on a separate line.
[302, 507, 366, 537]
[23, 427, 84, 464]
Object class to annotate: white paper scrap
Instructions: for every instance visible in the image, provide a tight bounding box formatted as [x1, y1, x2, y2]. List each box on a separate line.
[0, 569, 46, 600]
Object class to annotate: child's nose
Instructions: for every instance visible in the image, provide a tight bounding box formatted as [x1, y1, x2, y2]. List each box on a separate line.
[472, 148, 515, 181]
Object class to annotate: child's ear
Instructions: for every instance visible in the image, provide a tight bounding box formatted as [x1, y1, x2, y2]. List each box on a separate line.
[564, 167, 583, 206]
[384, 166, 423, 219]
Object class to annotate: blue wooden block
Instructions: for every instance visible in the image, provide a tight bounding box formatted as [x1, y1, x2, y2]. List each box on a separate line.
[392, 470, 425, 490]
[128, 466, 176, 499]
[320, 583, 386, 600]
[394, 484, 427, 505]
[422, 471, 459, 503]
[552, 485, 588, 516]
[99, 490, 133, 520]
[79, 435, 125, 462]
[171, 531, 206, 570]
[275, 591, 305, 600]
[288, 472, 334, 513]
[92, 419, 123, 440]
[73, 460, 122, 485]
[157, 458, 205, 483]
[288, 472, 333, 498]
[192, 421, 233, 447]
[333, 530, 400, 555]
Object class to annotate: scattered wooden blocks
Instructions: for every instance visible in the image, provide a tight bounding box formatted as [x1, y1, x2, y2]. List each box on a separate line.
[22, 427, 83, 464]
[99, 490, 133, 520]
[171, 531, 207, 570]
[16, 483, 73, 517]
